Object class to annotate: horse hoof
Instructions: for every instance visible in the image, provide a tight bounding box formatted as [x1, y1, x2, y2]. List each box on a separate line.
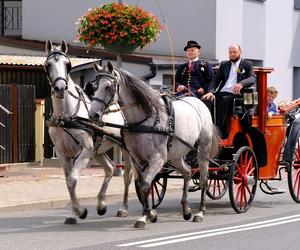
[149, 216, 157, 223]
[134, 220, 146, 229]
[79, 208, 88, 219]
[192, 215, 203, 223]
[64, 217, 77, 225]
[97, 207, 107, 216]
[183, 212, 192, 221]
[116, 209, 128, 217]
[148, 210, 158, 223]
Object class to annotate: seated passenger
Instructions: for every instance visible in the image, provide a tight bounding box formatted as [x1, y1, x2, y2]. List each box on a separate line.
[267, 86, 279, 118]
[175, 40, 214, 109]
[202, 44, 256, 138]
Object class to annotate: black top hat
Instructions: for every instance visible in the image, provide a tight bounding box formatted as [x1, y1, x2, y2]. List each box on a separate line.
[184, 40, 201, 51]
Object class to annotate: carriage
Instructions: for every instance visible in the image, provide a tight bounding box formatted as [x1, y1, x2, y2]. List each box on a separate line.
[45, 42, 300, 227]
[134, 67, 300, 213]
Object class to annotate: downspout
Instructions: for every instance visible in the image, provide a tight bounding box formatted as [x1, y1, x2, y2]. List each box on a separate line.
[141, 62, 157, 81]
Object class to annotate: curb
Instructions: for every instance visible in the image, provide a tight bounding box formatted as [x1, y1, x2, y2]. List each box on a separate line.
[0, 186, 183, 213]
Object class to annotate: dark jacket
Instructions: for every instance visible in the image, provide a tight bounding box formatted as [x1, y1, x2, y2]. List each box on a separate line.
[208, 59, 256, 93]
[175, 60, 214, 97]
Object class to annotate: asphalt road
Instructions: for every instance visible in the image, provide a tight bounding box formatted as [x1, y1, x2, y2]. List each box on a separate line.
[0, 179, 299, 250]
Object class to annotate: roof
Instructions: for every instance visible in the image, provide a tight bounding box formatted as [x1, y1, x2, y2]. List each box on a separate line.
[0, 54, 100, 67]
[0, 37, 153, 65]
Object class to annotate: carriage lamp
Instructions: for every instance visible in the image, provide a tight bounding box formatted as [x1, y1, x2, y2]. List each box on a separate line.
[243, 90, 258, 106]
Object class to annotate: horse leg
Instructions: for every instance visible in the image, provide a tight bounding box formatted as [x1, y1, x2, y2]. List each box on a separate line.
[193, 143, 209, 223]
[93, 153, 113, 216]
[116, 150, 133, 217]
[65, 147, 92, 221]
[56, 152, 78, 224]
[172, 158, 192, 221]
[134, 156, 164, 229]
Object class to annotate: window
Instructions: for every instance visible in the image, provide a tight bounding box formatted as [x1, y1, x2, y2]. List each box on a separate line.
[162, 74, 174, 91]
[295, 0, 300, 10]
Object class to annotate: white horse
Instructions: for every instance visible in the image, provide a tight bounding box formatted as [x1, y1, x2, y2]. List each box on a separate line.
[44, 41, 133, 224]
[88, 62, 220, 228]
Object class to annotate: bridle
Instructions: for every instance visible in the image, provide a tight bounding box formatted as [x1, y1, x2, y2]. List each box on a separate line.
[44, 50, 72, 90]
[87, 71, 119, 110]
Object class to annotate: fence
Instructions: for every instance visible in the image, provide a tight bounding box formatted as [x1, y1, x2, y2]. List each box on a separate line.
[0, 84, 35, 164]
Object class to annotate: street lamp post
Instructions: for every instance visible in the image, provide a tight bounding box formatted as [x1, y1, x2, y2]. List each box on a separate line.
[113, 0, 123, 176]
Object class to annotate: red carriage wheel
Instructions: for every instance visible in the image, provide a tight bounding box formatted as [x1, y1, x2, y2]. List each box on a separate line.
[229, 146, 258, 213]
[206, 179, 229, 200]
[288, 139, 300, 203]
[135, 175, 168, 208]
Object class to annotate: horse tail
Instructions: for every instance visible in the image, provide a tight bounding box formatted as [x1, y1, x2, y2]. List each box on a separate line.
[210, 124, 221, 158]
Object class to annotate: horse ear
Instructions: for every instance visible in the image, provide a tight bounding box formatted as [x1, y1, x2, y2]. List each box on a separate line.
[61, 40, 68, 53]
[46, 40, 53, 53]
[107, 61, 114, 73]
[93, 62, 103, 73]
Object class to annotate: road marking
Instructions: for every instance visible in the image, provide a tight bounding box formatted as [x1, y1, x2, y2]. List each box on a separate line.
[117, 213, 300, 248]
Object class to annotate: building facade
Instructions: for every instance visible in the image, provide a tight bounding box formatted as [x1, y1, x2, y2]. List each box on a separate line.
[3, 0, 300, 101]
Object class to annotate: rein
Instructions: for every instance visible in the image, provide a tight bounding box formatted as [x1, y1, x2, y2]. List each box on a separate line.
[90, 68, 220, 167]
[104, 102, 138, 114]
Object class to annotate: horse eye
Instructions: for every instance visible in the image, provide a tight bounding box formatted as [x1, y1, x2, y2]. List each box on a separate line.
[105, 84, 111, 90]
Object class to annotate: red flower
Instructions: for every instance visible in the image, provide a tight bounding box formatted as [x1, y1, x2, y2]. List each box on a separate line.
[77, 2, 162, 50]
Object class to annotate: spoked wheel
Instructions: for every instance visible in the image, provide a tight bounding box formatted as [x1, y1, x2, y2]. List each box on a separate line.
[135, 175, 168, 208]
[206, 179, 229, 200]
[288, 139, 300, 203]
[229, 146, 258, 213]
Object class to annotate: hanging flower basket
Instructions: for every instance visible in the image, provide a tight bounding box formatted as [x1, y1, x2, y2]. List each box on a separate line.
[103, 41, 139, 54]
[77, 2, 162, 54]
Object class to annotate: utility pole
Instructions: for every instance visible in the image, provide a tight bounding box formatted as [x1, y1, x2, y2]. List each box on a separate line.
[113, 0, 124, 176]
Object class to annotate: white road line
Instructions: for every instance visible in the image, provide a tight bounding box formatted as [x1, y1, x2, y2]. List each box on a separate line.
[117, 213, 300, 247]
[140, 217, 300, 248]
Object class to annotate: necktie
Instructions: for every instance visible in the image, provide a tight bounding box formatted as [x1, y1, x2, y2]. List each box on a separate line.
[188, 61, 193, 71]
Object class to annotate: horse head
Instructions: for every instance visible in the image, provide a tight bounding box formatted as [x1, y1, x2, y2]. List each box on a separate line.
[88, 61, 118, 121]
[44, 40, 72, 98]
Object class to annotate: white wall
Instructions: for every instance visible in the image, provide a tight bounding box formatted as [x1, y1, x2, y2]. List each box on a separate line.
[265, 0, 293, 102]
[242, 0, 265, 60]
[292, 9, 300, 67]
[22, 0, 216, 59]
[215, 0, 243, 61]
[21, 0, 300, 100]
[22, 0, 99, 43]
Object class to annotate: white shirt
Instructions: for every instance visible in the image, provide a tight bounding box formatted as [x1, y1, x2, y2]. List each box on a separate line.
[221, 58, 241, 94]
[189, 57, 199, 63]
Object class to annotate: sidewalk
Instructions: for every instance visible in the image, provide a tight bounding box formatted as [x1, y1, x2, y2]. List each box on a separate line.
[0, 160, 182, 212]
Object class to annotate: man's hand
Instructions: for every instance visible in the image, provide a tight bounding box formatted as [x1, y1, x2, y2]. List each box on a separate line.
[197, 88, 205, 95]
[176, 85, 186, 92]
[202, 92, 215, 101]
[233, 83, 243, 94]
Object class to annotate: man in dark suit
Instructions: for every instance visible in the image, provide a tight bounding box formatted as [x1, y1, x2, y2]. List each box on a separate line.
[202, 44, 256, 138]
[175, 41, 214, 102]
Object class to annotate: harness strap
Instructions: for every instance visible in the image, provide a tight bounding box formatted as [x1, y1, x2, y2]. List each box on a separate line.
[123, 124, 169, 134]
[63, 128, 80, 145]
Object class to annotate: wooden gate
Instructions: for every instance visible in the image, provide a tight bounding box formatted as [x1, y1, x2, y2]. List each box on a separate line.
[0, 84, 35, 163]
[0, 85, 12, 163]
[43, 97, 54, 158]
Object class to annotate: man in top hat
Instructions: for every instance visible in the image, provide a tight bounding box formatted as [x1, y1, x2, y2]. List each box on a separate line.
[175, 40, 214, 102]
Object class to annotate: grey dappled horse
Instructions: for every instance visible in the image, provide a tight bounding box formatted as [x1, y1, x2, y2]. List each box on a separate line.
[44, 41, 133, 224]
[88, 62, 220, 228]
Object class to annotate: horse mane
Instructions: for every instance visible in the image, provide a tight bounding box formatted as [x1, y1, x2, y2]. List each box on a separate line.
[116, 68, 163, 117]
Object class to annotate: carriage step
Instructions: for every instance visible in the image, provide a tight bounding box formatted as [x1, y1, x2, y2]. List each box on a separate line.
[259, 180, 286, 195]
